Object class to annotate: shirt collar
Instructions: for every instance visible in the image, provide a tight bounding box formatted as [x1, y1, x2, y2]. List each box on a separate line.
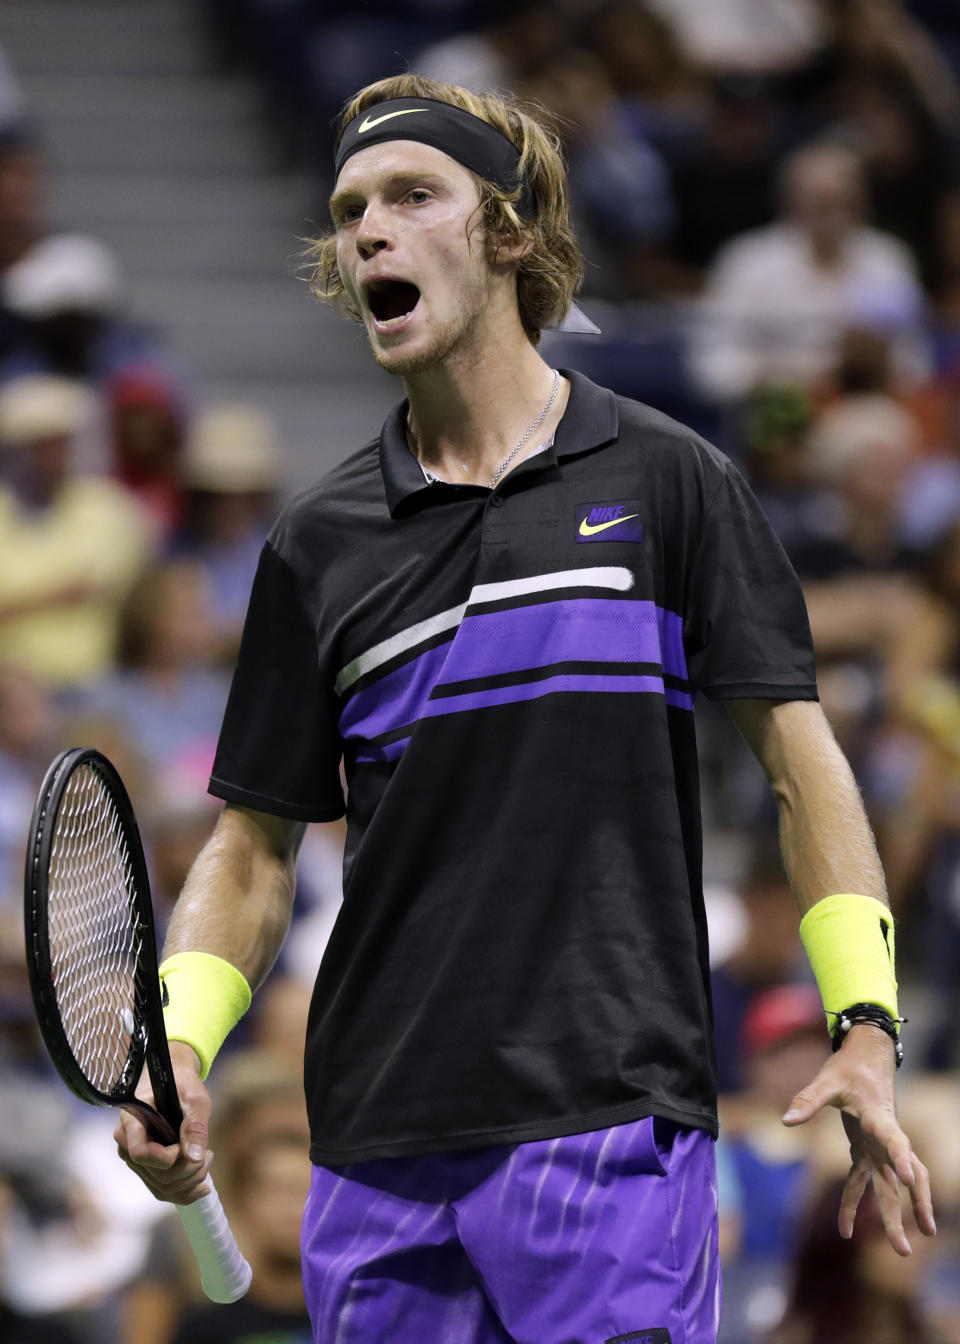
[379, 368, 620, 517]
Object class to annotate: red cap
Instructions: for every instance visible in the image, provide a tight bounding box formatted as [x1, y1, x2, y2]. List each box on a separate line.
[741, 983, 825, 1054]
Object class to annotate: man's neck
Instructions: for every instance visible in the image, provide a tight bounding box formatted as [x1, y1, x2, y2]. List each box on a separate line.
[404, 336, 568, 487]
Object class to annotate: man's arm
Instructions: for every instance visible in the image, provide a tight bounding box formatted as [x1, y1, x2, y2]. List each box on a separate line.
[115, 803, 305, 1204]
[726, 697, 936, 1253]
[163, 804, 305, 986]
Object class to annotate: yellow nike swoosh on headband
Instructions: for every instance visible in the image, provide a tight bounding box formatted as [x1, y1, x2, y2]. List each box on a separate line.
[358, 109, 430, 133]
[578, 512, 640, 537]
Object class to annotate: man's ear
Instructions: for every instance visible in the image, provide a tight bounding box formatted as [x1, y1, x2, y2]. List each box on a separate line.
[492, 228, 534, 267]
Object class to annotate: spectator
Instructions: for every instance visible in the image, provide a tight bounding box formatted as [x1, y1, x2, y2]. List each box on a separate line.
[0, 126, 44, 362]
[0, 1176, 83, 1344]
[2, 233, 130, 380]
[248, 975, 312, 1079]
[121, 1050, 310, 1344]
[718, 983, 837, 1344]
[0, 950, 152, 1338]
[280, 817, 347, 989]
[710, 843, 809, 1093]
[209, 1050, 311, 1183]
[0, 233, 180, 475]
[576, 0, 706, 163]
[108, 365, 186, 542]
[645, 0, 826, 76]
[523, 51, 676, 299]
[766, 1175, 937, 1344]
[413, 0, 571, 93]
[688, 143, 929, 402]
[0, 663, 55, 931]
[170, 404, 282, 663]
[0, 374, 152, 688]
[900, 369, 960, 551]
[72, 559, 228, 772]
[825, 65, 960, 277]
[796, 397, 919, 688]
[170, 1133, 312, 1344]
[738, 382, 828, 563]
[929, 189, 960, 373]
[670, 73, 784, 277]
[885, 519, 960, 1068]
[802, 382, 919, 576]
[142, 776, 221, 938]
[831, 0, 960, 137]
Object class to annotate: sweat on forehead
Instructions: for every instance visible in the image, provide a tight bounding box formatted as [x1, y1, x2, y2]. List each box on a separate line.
[334, 97, 533, 215]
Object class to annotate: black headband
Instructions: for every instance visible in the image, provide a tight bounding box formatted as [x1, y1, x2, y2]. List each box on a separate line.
[332, 95, 600, 335]
[335, 97, 534, 216]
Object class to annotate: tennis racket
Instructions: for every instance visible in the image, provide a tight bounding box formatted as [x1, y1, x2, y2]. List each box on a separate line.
[23, 747, 252, 1304]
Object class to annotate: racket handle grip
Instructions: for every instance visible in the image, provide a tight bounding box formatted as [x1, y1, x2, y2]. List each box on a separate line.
[176, 1181, 253, 1303]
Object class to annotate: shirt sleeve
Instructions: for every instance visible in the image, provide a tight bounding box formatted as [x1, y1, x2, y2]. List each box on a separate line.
[208, 540, 345, 821]
[683, 460, 819, 701]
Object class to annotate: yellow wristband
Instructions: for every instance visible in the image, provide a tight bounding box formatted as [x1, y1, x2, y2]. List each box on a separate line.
[158, 951, 252, 1080]
[799, 893, 899, 1031]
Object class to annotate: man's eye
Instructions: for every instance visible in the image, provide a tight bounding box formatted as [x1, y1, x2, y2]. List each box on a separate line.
[337, 205, 363, 225]
[407, 189, 432, 205]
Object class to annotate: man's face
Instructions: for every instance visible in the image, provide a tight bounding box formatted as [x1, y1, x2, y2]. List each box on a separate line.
[330, 140, 500, 375]
[786, 156, 864, 253]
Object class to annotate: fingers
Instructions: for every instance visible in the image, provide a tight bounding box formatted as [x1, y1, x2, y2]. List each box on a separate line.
[853, 1106, 916, 1187]
[114, 1048, 214, 1206]
[169, 1040, 210, 1163]
[782, 1076, 836, 1126]
[115, 1111, 213, 1205]
[114, 1106, 172, 1167]
[118, 1144, 214, 1205]
[871, 1161, 912, 1257]
[838, 1142, 937, 1253]
[906, 1154, 937, 1239]
[838, 1163, 870, 1239]
[839, 1159, 911, 1256]
[178, 1084, 211, 1165]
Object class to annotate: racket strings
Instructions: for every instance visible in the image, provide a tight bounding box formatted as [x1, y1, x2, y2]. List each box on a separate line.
[47, 763, 145, 1094]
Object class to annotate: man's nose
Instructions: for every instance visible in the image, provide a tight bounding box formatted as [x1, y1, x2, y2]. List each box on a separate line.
[356, 206, 391, 259]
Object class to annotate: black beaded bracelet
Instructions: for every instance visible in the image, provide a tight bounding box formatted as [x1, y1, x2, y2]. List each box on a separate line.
[827, 1003, 906, 1068]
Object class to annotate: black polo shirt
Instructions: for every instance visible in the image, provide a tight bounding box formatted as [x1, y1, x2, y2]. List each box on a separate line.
[209, 370, 817, 1165]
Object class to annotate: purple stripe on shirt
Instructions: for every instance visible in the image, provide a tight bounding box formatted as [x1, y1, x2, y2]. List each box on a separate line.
[340, 599, 689, 745]
[349, 675, 692, 754]
[437, 599, 686, 686]
[657, 606, 685, 680]
[353, 683, 693, 763]
[417, 672, 692, 717]
[340, 640, 452, 743]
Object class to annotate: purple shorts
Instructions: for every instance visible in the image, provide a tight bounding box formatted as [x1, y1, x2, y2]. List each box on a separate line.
[300, 1115, 721, 1343]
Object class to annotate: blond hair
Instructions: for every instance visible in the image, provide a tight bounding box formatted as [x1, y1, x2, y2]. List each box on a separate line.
[306, 74, 583, 345]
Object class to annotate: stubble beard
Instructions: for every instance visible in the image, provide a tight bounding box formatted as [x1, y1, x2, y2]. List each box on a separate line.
[368, 265, 491, 378]
[369, 310, 465, 377]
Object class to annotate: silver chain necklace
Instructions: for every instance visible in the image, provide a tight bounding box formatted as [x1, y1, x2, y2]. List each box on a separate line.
[488, 369, 561, 489]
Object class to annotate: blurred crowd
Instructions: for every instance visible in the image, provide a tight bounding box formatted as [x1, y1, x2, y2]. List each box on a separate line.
[2, 1, 960, 1341]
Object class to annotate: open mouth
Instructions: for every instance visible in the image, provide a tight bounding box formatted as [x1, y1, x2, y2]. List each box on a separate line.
[365, 279, 421, 326]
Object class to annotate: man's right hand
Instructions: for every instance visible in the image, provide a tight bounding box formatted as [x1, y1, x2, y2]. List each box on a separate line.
[114, 1041, 214, 1206]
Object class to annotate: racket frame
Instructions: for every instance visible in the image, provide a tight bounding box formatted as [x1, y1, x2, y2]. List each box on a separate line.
[24, 746, 254, 1303]
[24, 746, 182, 1144]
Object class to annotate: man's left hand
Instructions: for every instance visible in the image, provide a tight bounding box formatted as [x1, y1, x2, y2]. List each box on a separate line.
[781, 1022, 937, 1255]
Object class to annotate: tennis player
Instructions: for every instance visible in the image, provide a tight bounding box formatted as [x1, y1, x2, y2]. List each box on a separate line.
[116, 76, 935, 1344]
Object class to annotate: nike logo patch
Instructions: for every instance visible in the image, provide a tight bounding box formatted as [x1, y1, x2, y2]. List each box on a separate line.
[358, 108, 430, 133]
[579, 512, 640, 536]
[576, 500, 644, 544]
